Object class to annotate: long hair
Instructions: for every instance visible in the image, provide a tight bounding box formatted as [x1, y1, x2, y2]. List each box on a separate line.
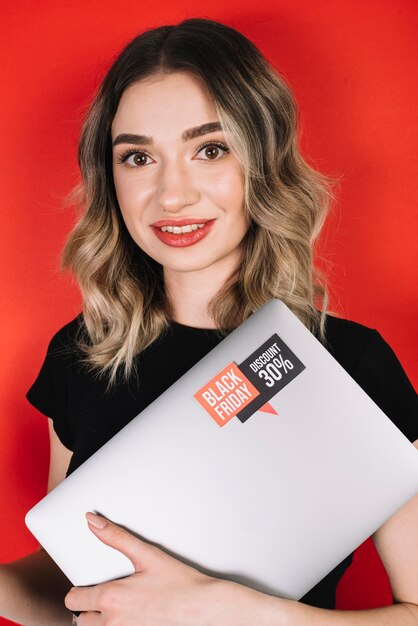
[62, 17, 334, 383]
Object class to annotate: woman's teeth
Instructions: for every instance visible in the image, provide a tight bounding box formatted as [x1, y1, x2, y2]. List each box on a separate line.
[160, 223, 205, 234]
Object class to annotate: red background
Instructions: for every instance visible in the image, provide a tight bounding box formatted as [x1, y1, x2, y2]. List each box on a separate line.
[0, 0, 417, 622]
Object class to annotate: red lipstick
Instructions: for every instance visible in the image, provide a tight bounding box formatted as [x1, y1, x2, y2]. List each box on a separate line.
[151, 218, 212, 228]
[151, 219, 215, 248]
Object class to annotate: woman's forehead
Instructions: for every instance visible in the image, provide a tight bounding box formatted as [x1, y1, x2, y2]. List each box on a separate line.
[111, 72, 219, 140]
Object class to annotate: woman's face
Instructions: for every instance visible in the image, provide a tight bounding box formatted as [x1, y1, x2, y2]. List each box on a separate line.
[111, 72, 248, 278]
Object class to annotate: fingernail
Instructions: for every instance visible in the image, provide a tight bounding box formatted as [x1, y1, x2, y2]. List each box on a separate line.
[86, 512, 107, 529]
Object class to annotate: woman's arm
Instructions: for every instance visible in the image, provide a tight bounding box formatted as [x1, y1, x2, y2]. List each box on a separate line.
[0, 550, 73, 626]
[0, 421, 73, 626]
[65, 440, 418, 626]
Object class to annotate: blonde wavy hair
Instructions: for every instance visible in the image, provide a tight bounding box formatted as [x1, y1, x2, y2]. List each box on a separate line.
[63, 18, 334, 383]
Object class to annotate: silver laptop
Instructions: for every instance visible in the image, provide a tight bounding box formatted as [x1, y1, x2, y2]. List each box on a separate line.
[25, 299, 418, 600]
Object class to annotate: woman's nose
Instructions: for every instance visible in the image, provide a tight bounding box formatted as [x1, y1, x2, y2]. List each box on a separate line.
[157, 161, 200, 213]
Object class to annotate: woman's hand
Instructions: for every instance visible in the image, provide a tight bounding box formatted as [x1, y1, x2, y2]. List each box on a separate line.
[64, 512, 280, 626]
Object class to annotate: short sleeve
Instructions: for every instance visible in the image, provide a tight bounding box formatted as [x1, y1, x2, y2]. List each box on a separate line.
[26, 319, 82, 450]
[352, 330, 418, 443]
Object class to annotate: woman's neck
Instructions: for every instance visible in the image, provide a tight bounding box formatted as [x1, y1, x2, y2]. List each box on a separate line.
[163, 263, 237, 329]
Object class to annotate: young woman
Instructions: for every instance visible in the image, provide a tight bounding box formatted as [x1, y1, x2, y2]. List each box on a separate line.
[1, 17, 417, 626]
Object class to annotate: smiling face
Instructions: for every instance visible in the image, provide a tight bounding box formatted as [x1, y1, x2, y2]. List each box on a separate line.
[111, 72, 248, 280]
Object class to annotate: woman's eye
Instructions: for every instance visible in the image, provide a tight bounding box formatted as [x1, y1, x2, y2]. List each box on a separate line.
[118, 151, 152, 167]
[196, 143, 229, 161]
[117, 143, 230, 167]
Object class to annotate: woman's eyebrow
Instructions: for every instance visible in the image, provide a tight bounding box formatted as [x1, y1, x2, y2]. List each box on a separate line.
[112, 122, 223, 147]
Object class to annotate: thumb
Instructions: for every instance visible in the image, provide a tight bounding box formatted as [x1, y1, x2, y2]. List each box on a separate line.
[86, 511, 159, 572]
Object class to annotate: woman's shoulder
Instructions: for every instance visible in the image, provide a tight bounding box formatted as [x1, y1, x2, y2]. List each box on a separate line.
[44, 313, 85, 362]
[323, 313, 417, 442]
[322, 313, 380, 373]
[322, 312, 407, 391]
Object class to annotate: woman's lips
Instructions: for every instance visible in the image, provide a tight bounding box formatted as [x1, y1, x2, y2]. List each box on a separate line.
[151, 218, 212, 227]
[151, 219, 215, 247]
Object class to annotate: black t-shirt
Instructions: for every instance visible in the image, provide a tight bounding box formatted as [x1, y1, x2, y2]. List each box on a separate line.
[26, 313, 418, 609]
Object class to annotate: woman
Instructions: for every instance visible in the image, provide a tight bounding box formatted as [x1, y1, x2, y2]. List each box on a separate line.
[1, 17, 417, 626]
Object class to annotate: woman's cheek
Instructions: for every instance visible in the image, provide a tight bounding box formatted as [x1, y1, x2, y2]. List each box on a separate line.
[115, 181, 150, 222]
[203, 168, 244, 209]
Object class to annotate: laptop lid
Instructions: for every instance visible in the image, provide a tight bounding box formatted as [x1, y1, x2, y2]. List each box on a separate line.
[25, 300, 418, 600]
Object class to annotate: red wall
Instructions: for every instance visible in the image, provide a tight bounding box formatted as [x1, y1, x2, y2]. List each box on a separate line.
[1, 0, 417, 622]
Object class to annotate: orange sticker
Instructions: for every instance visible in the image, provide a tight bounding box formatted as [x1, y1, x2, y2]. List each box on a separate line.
[194, 362, 260, 427]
